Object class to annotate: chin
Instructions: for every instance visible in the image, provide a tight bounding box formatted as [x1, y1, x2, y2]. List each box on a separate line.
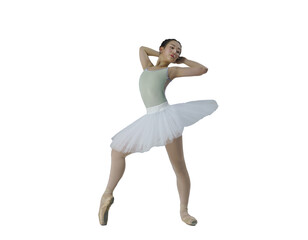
[168, 58, 175, 63]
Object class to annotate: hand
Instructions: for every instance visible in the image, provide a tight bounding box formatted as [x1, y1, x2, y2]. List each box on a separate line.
[175, 56, 186, 64]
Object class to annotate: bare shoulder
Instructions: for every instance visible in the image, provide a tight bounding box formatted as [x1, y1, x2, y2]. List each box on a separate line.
[168, 66, 208, 80]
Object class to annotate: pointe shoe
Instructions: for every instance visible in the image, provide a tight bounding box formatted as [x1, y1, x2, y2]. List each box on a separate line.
[181, 214, 198, 226]
[98, 194, 114, 225]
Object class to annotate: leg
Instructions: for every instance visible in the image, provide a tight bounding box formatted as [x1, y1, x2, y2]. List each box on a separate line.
[104, 149, 131, 195]
[99, 149, 132, 225]
[165, 135, 197, 226]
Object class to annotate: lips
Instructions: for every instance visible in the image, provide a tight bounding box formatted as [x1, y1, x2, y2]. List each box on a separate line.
[170, 54, 175, 58]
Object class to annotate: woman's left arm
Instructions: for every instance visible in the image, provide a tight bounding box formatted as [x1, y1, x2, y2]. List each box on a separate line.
[169, 57, 208, 80]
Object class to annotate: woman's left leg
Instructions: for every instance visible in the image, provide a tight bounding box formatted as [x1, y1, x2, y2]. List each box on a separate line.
[165, 135, 197, 226]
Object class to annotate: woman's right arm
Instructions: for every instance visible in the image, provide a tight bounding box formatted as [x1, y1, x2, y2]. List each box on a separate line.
[139, 46, 159, 70]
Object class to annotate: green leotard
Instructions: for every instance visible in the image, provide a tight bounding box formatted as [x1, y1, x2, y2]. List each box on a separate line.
[139, 67, 170, 108]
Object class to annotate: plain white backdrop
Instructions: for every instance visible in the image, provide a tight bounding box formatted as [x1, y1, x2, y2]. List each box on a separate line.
[1, 0, 307, 239]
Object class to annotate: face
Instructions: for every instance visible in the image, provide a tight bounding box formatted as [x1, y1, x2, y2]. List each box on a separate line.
[160, 41, 182, 63]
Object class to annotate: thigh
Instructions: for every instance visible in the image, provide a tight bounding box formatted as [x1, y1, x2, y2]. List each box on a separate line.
[165, 135, 187, 172]
[111, 149, 132, 158]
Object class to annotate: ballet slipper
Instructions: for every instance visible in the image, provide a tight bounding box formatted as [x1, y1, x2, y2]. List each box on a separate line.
[180, 206, 198, 226]
[181, 213, 198, 226]
[98, 193, 114, 225]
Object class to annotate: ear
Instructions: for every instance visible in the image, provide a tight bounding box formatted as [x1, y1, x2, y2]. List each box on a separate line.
[159, 46, 164, 54]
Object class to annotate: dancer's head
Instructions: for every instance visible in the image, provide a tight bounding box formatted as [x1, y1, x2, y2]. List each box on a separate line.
[159, 39, 182, 63]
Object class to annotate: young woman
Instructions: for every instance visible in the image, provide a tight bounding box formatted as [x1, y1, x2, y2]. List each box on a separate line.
[99, 39, 218, 226]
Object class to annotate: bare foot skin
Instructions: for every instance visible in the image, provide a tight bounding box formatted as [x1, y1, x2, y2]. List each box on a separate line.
[98, 193, 114, 225]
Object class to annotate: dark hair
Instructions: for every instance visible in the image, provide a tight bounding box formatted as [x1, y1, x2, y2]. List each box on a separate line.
[160, 39, 182, 49]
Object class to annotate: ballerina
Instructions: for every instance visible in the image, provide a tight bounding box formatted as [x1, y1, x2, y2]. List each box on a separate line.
[99, 39, 218, 226]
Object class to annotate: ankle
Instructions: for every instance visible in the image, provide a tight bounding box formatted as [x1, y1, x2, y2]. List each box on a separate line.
[180, 204, 188, 214]
[180, 203, 187, 208]
[103, 188, 113, 197]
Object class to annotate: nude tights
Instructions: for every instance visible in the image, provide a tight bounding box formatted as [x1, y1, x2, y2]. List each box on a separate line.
[102, 135, 196, 224]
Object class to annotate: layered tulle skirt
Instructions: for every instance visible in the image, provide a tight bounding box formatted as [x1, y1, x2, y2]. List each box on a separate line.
[110, 100, 218, 154]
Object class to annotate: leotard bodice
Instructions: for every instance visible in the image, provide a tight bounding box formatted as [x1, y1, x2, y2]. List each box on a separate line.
[139, 67, 170, 108]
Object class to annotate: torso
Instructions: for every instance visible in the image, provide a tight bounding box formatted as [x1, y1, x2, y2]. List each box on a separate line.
[139, 67, 172, 108]
[145, 66, 176, 80]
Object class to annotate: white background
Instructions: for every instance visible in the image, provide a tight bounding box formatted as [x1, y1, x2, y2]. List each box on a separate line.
[1, 0, 307, 239]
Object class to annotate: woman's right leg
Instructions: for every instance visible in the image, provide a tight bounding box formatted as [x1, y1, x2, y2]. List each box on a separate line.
[104, 149, 131, 195]
[99, 149, 131, 225]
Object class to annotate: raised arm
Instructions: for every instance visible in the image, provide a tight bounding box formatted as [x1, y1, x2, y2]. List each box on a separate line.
[169, 57, 208, 80]
[139, 46, 159, 70]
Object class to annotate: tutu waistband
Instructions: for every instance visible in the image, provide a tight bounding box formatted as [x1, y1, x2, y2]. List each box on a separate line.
[146, 101, 169, 114]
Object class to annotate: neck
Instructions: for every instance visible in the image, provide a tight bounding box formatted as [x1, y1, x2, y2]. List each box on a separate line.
[156, 57, 170, 68]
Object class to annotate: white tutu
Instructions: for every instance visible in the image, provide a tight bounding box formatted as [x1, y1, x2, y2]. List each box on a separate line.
[110, 100, 218, 154]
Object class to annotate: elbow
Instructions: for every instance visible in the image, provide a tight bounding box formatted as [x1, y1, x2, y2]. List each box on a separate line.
[139, 46, 145, 55]
[200, 66, 208, 75]
[139, 46, 147, 54]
